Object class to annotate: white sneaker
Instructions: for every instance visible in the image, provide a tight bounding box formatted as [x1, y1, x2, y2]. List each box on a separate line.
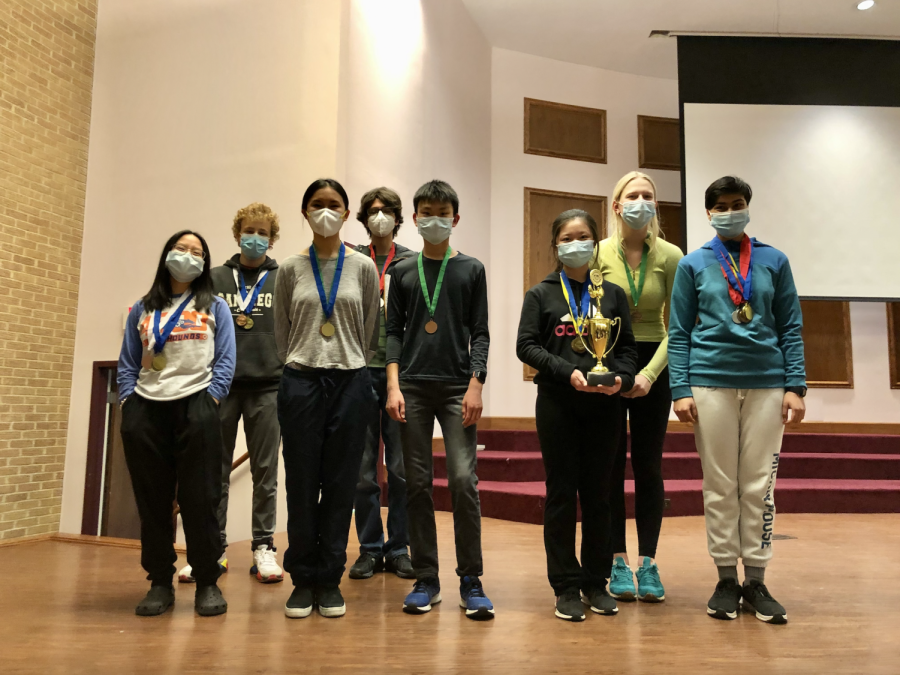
[252, 545, 284, 583]
[177, 553, 228, 583]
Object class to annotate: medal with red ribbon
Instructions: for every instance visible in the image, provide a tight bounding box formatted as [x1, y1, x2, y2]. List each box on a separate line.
[710, 235, 754, 324]
[369, 243, 396, 307]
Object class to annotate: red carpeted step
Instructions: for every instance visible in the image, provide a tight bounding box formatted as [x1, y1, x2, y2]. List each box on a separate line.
[432, 478, 900, 525]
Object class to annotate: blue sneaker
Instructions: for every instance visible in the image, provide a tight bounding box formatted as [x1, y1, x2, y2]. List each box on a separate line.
[608, 556, 636, 601]
[636, 558, 665, 602]
[459, 576, 494, 620]
[403, 578, 441, 614]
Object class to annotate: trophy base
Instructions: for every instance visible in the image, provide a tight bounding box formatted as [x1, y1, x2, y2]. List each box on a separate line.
[587, 370, 617, 387]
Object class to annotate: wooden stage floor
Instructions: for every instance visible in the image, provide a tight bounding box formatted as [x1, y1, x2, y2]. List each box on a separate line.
[1, 512, 898, 674]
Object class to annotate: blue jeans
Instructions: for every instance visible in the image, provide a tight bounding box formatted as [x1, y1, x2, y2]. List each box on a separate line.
[353, 367, 409, 560]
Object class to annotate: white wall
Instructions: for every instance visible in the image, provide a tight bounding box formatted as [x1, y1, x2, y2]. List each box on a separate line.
[488, 48, 900, 423]
[488, 48, 680, 418]
[60, 0, 344, 536]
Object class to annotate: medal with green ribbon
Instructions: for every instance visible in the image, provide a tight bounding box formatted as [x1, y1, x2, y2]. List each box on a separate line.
[418, 247, 452, 334]
[620, 242, 648, 322]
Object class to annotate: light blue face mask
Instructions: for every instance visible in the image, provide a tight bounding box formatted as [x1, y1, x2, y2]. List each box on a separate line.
[710, 209, 750, 238]
[621, 200, 656, 230]
[557, 240, 595, 268]
[417, 216, 454, 245]
[240, 234, 269, 259]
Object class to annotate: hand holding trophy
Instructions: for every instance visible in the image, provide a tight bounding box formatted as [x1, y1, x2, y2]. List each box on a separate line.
[583, 269, 621, 387]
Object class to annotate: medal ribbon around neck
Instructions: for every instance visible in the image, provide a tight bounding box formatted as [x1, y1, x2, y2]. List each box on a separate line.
[233, 267, 269, 316]
[369, 242, 396, 294]
[152, 291, 194, 355]
[710, 235, 752, 306]
[620, 241, 648, 308]
[559, 270, 592, 337]
[309, 243, 345, 322]
[417, 247, 452, 321]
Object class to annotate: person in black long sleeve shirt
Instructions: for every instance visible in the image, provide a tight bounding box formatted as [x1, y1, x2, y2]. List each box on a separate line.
[516, 209, 637, 622]
[385, 180, 494, 621]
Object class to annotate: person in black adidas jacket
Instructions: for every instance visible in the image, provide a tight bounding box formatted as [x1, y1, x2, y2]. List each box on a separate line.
[177, 202, 285, 586]
[516, 208, 637, 622]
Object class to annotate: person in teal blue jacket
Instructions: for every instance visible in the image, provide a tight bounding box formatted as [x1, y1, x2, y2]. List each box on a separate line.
[668, 176, 806, 626]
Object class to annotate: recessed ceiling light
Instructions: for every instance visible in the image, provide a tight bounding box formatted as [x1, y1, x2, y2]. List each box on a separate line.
[857, 1, 875, 10]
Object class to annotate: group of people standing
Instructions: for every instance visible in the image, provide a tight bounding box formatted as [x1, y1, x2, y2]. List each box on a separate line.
[117, 169, 806, 626]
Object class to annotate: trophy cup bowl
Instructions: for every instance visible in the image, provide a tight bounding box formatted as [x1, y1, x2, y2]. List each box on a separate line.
[586, 315, 620, 387]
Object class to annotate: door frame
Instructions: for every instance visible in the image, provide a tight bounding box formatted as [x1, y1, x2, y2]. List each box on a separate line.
[81, 360, 118, 535]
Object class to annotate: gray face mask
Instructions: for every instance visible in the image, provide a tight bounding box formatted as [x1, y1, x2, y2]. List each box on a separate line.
[557, 240, 595, 267]
[417, 216, 454, 245]
[166, 250, 204, 283]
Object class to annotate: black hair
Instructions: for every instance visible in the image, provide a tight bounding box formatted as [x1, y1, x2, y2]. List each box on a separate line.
[705, 176, 753, 210]
[413, 179, 459, 215]
[356, 186, 404, 237]
[551, 209, 598, 272]
[141, 230, 215, 313]
[302, 178, 350, 213]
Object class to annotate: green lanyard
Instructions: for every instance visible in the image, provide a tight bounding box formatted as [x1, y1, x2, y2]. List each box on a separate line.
[417, 247, 452, 319]
[620, 242, 648, 307]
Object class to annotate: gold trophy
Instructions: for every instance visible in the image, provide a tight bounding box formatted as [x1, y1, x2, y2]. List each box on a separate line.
[584, 269, 621, 387]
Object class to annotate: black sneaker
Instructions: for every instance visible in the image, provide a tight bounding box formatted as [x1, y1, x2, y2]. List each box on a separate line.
[135, 584, 174, 616]
[707, 579, 742, 620]
[284, 585, 314, 619]
[581, 586, 618, 615]
[742, 581, 788, 624]
[385, 553, 416, 579]
[555, 589, 585, 622]
[349, 553, 384, 580]
[194, 584, 227, 616]
[316, 586, 346, 618]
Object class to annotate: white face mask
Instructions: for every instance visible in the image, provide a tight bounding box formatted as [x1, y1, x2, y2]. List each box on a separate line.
[368, 211, 396, 237]
[165, 251, 204, 283]
[307, 208, 345, 237]
[417, 216, 454, 245]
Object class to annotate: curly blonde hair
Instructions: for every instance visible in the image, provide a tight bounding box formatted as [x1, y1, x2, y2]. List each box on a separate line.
[232, 202, 281, 243]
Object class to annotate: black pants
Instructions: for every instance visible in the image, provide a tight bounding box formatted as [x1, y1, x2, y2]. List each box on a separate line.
[611, 342, 671, 558]
[278, 366, 374, 587]
[120, 391, 224, 586]
[536, 386, 620, 595]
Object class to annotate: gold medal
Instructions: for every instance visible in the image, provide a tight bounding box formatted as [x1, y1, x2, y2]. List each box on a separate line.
[320, 320, 335, 337]
[571, 337, 587, 354]
[236, 314, 248, 327]
[243, 317, 254, 330]
[739, 303, 753, 322]
[151, 353, 167, 371]
[425, 320, 438, 334]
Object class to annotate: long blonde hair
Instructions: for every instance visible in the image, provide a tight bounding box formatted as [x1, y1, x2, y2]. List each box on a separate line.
[607, 171, 663, 251]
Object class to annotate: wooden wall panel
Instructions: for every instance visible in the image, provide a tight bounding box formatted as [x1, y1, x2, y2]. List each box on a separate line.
[800, 300, 853, 388]
[523, 188, 607, 380]
[657, 201, 684, 253]
[887, 303, 900, 389]
[638, 115, 681, 171]
[524, 98, 607, 164]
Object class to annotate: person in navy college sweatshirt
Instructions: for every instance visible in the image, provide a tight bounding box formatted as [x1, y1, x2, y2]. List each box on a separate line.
[118, 230, 236, 618]
[668, 176, 806, 626]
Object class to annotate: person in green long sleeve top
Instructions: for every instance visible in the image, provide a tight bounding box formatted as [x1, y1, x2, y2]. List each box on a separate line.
[591, 171, 683, 605]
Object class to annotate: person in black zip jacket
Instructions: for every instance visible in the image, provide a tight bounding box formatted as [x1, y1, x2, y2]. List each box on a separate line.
[516, 208, 637, 622]
[347, 187, 417, 581]
[177, 203, 285, 585]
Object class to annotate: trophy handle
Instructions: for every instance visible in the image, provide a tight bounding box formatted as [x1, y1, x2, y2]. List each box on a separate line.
[601, 316, 621, 361]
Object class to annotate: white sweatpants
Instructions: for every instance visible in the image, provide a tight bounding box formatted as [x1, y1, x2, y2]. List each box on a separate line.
[692, 387, 785, 568]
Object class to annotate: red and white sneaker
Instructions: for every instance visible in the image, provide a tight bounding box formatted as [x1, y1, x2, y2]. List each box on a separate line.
[251, 545, 284, 583]
[177, 553, 228, 583]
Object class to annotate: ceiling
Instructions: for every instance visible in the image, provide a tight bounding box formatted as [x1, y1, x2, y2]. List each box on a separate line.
[460, 0, 900, 79]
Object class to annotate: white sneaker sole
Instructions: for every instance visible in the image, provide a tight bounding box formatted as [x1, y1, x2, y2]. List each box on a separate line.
[403, 593, 441, 614]
[459, 599, 495, 618]
[581, 594, 618, 615]
[554, 609, 585, 622]
[638, 592, 665, 603]
[707, 607, 738, 620]
[318, 604, 346, 618]
[284, 604, 313, 619]
[743, 599, 788, 624]
[256, 572, 284, 584]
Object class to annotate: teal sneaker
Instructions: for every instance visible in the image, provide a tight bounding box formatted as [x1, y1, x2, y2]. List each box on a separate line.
[608, 557, 636, 601]
[636, 558, 665, 602]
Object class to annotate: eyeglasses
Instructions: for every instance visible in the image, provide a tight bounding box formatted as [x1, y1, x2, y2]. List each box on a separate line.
[173, 244, 205, 259]
[368, 207, 396, 218]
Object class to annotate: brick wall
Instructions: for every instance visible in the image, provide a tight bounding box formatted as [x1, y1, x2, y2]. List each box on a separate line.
[0, 1, 97, 539]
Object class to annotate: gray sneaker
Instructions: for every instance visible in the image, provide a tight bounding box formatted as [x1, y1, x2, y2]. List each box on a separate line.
[742, 581, 787, 624]
[581, 586, 618, 615]
[707, 579, 742, 620]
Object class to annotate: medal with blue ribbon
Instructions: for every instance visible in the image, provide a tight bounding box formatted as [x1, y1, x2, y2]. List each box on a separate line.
[232, 267, 269, 330]
[710, 235, 754, 324]
[150, 291, 194, 371]
[559, 270, 592, 354]
[309, 243, 345, 338]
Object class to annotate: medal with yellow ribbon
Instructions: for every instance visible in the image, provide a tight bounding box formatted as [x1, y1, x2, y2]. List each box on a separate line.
[560, 270, 591, 354]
